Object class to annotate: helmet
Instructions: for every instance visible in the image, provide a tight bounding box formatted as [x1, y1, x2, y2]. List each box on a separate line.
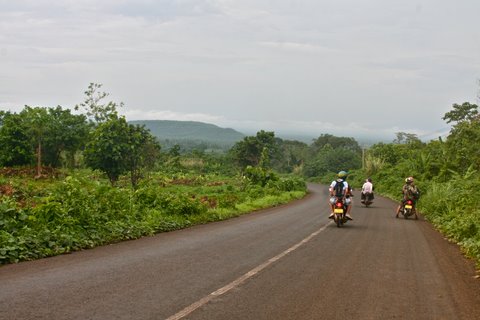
[405, 176, 414, 184]
[337, 171, 348, 178]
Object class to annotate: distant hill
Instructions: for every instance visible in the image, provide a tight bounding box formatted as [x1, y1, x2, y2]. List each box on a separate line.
[128, 120, 245, 150]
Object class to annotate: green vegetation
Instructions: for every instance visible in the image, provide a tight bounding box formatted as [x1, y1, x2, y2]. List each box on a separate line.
[0, 83, 307, 264]
[349, 102, 480, 267]
[1, 82, 479, 268]
[0, 171, 305, 264]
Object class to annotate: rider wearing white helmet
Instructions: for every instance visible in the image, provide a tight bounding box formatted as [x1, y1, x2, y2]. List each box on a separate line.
[328, 171, 353, 220]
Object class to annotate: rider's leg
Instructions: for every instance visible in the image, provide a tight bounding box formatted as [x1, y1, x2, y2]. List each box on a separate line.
[328, 197, 335, 218]
[396, 199, 406, 218]
[413, 200, 419, 219]
[345, 197, 353, 220]
[395, 204, 402, 218]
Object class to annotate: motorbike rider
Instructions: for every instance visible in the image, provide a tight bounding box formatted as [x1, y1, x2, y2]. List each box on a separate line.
[328, 171, 353, 220]
[395, 176, 420, 218]
[360, 178, 374, 203]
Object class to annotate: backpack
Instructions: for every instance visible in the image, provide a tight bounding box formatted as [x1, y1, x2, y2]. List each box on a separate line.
[334, 180, 345, 197]
[406, 184, 420, 199]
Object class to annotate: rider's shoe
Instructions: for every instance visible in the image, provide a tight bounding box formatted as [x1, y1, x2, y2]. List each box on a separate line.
[345, 213, 353, 220]
[328, 212, 334, 219]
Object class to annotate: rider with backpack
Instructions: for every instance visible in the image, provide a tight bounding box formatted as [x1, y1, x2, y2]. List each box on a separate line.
[328, 171, 353, 220]
[395, 176, 420, 218]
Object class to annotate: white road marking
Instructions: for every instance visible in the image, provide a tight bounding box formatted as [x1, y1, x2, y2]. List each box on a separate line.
[165, 221, 333, 320]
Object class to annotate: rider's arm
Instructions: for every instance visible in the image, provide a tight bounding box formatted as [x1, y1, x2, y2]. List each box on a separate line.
[402, 185, 408, 199]
[343, 182, 349, 198]
[329, 181, 336, 196]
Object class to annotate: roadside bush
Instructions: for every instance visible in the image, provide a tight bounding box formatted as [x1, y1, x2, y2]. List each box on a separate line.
[417, 179, 480, 264]
[266, 177, 306, 192]
[0, 170, 307, 264]
[244, 165, 278, 187]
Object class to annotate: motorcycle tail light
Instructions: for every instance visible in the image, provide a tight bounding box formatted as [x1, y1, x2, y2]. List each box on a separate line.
[336, 202, 343, 208]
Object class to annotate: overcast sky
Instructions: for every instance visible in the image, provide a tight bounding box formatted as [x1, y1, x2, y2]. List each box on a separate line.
[1, 0, 479, 141]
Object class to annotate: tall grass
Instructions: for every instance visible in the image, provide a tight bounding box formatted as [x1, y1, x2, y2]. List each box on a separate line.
[418, 180, 480, 265]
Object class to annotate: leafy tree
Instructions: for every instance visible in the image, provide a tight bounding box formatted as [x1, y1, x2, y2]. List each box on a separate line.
[0, 106, 91, 171]
[42, 106, 90, 168]
[125, 124, 161, 187]
[442, 102, 479, 124]
[84, 116, 130, 184]
[368, 142, 400, 166]
[311, 134, 361, 153]
[230, 130, 279, 169]
[273, 139, 308, 173]
[85, 116, 160, 186]
[393, 132, 422, 145]
[304, 144, 361, 178]
[0, 111, 35, 166]
[444, 118, 480, 174]
[438, 102, 480, 175]
[304, 134, 362, 178]
[75, 83, 120, 124]
[21, 107, 50, 177]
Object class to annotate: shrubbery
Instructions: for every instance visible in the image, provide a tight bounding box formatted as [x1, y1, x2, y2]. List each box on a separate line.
[0, 171, 306, 264]
[339, 99, 480, 268]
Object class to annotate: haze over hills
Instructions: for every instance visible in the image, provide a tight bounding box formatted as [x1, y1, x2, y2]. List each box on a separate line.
[128, 120, 396, 149]
[128, 120, 245, 148]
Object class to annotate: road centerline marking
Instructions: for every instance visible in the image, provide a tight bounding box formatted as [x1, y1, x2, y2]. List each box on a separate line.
[165, 221, 332, 320]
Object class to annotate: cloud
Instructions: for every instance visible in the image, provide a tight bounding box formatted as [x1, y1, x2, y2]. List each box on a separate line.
[1, 0, 479, 143]
[259, 41, 338, 55]
[124, 109, 225, 124]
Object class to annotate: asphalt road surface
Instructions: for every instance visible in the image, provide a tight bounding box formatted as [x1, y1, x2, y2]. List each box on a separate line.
[1, 184, 479, 320]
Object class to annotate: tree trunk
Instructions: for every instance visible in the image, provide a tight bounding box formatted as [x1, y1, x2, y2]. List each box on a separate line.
[36, 141, 42, 178]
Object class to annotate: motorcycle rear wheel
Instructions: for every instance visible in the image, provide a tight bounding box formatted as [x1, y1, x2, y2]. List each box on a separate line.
[335, 215, 342, 227]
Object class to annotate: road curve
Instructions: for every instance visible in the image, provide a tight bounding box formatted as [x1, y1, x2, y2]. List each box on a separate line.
[1, 184, 479, 320]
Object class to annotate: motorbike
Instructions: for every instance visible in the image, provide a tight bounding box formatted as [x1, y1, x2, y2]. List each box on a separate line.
[333, 197, 349, 227]
[361, 192, 374, 207]
[399, 199, 418, 219]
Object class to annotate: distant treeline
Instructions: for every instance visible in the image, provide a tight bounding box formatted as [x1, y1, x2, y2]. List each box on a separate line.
[128, 120, 245, 149]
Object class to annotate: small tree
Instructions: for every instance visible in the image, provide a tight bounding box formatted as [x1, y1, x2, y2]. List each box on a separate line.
[125, 124, 161, 187]
[85, 116, 160, 186]
[42, 106, 90, 168]
[21, 107, 50, 177]
[85, 116, 131, 185]
[0, 111, 35, 166]
[75, 83, 120, 124]
[443, 103, 480, 174]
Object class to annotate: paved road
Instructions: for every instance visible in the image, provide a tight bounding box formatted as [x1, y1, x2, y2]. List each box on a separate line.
[1, 184, 479, 320]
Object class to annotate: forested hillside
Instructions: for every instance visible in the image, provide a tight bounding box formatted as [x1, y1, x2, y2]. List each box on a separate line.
[128, 120, 245, 152]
